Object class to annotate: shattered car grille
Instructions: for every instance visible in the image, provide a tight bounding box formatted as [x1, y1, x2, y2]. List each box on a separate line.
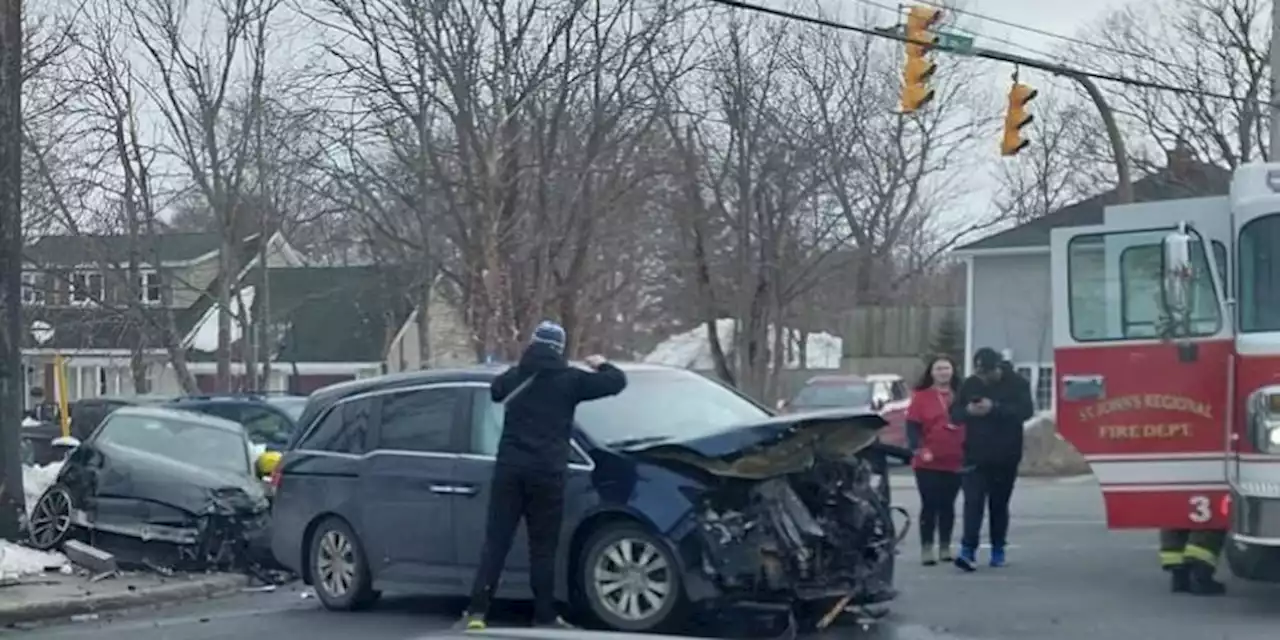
[694, 457, 898, 603]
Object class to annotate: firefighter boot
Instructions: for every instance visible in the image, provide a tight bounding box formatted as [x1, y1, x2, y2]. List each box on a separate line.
[1168, 565, 1190, 593]
[1186, 562, 1226, 596]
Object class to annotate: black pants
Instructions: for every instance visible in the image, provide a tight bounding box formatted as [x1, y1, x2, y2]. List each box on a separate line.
[915, 468, 961, 547]
[467, 464, 565, 623]
[960, 463, 1019, 550]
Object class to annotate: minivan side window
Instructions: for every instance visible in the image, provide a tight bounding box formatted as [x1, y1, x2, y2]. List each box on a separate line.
[296, 397, 373, 455]
[377, 387, 462, 453]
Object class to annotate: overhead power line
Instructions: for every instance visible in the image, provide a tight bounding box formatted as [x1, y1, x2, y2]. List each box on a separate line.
[908, 0, 1207, 79]
[705, 0, 1267, 107]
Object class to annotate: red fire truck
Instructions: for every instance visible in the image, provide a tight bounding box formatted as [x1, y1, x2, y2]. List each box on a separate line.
[1052, 161, 1280, 581]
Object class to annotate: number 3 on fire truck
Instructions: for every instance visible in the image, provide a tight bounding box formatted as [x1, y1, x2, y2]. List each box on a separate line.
[1188, 495, 1212, 523]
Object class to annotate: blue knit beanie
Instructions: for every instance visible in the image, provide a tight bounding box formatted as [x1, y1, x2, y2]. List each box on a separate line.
[531, 320, 566, 354]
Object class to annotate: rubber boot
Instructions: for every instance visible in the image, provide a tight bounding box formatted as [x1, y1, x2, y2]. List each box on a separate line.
[1169, 566, 1190, 593]
[922, 544, 937, 566]
[1186, 562, 1226, 596]
[939, 545, 953, 563]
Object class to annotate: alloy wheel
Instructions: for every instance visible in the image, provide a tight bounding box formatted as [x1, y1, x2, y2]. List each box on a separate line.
[592, 537, 671, 622]
[28, 487, 72, 549]
[316, 529, 356, 598]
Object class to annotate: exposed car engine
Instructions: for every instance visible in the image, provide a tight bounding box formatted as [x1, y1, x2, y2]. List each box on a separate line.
[695, 455, 900, 604]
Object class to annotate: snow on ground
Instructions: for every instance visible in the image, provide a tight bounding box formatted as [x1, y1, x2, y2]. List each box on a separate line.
[0, 541, 68, 581]
[644, 319, 843, 369]
[23, 461, 64, 516]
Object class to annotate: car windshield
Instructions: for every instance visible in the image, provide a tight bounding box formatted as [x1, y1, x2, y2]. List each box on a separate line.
[575, 370, 770, 448]
[265, 396, 306, 422]
[791, 382, 871, 408]
[96, 413, 250, 476]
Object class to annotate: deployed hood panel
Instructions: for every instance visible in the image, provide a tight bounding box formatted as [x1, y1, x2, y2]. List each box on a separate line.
[626, 409, 886, 480]
[86, 442, 268, 515]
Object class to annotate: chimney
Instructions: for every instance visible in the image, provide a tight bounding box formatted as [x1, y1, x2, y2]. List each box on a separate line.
[1166, 140, 1197, 181]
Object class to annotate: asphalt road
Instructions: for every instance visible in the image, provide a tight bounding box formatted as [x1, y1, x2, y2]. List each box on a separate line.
[12, 476, 1280, 640]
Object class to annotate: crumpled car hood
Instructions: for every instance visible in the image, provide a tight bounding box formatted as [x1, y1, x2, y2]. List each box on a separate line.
[622, 408, 886, 479]
[83, 442, 269, 515]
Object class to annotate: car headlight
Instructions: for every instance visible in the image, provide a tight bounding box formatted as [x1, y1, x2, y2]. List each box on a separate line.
[1248, 387, 1280, 453]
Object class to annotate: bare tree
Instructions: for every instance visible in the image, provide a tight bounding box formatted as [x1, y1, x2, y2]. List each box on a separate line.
[125, 0, 284, 391]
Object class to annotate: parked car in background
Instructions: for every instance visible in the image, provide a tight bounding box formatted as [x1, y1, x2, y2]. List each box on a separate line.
[777, 374, 910, 449]
[26, 406, 274, 571]
[169, 394, 304, 452]
[269, 365, 906, 632]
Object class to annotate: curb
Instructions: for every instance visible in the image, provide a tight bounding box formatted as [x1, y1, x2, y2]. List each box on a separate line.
[0, 573, 250, 625]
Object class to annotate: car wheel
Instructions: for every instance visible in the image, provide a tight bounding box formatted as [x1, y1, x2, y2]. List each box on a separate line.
[28, 484, 74, 550]
[308, 517, 378, 611]
[580, 522, 684, 632]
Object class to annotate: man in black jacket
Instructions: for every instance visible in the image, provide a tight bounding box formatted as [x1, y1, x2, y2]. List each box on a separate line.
[951, 347, 1033, 572]
[460, 321, 627, 630]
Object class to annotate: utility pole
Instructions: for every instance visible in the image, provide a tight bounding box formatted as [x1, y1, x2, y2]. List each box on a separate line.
[0, 0, 24, 541]
[1270, 0, 1280, 155]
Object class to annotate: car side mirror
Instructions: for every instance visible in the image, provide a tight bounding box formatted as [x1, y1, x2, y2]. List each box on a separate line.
[51, 436, 80, 451]
[257, 451, 282, 478]
[1161, 225, 1194, 322]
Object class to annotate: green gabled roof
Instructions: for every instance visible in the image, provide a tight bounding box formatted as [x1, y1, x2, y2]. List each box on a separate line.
[25, 232, 222, 266]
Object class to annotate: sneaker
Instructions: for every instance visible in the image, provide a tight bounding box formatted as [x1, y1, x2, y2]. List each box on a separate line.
[954, 546, 977, 572]
[455, 613, 487, 631]
[922, 544, 937, 566]
[533, 616, 577, 629]
[989, 547, 1007, 568]
[939, 546, 954, 562]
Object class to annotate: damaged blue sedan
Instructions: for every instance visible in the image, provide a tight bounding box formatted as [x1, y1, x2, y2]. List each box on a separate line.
[269, 364, 906, 633]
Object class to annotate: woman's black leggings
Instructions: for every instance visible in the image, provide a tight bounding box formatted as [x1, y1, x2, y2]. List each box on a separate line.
[915, 468, 962, 547]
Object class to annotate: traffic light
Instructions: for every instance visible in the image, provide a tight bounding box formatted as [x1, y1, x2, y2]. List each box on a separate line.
[901, 6, 942, 113]
[1001, 82, 1037, 156]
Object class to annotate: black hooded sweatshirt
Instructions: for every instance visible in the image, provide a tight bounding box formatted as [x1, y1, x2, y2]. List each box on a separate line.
[490, 342, 628, 472]
[950, 362, 1034, 466]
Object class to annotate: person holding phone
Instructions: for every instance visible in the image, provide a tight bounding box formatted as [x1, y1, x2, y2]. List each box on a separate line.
[906, 355, 964, 566]
[951, 347, 1033, 571]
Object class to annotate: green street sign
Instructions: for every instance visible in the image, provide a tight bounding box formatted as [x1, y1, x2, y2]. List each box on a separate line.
[882, 25, 975, 55]
[937, 31, 975, 54]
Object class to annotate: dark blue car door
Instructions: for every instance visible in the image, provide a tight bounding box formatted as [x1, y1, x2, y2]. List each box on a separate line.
[451, 387, 595, 600]
[359, 384, 468, 593]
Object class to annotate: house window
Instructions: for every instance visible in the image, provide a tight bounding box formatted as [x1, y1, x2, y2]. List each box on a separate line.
[1035, 365, 1054, 411]
[70, 272, 104, 306]
[140, 271, 162, 304]
[1068, 230, 1222, 341]
[1014, 366, 1032, 382]
[21, 272, 44, 305]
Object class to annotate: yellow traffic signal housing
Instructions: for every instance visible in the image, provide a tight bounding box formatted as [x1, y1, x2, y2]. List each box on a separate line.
[901, 7, 942, 113]
[1001, 82, 1037, 156]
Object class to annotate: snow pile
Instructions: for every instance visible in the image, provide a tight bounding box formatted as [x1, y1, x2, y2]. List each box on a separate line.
[644, 319, 843, 369]
[0, 541, 67, 582]
[1020, 411, 1090, 477]
[23, 461, 64, 516]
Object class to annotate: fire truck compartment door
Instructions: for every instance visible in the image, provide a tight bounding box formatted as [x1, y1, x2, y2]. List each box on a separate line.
[1051, 196, 1232, 529]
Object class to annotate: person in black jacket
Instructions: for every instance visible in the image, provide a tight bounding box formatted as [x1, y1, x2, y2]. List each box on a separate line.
[951, 347, 1033, 572]
[459, 321, 627, 630]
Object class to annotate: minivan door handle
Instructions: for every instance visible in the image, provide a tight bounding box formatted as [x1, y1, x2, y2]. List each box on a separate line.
[428, 484, 456, 494]
[451, 485, 478, 497]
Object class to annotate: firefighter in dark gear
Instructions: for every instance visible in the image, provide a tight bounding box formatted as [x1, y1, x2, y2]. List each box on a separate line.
[458, 321, 627, 630]
[1159, 529, 1227, 595]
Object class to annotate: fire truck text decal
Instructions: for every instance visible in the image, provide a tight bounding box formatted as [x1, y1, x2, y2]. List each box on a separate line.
[1076, 394, 1213, 422]
[1097, 423, 1193, 440]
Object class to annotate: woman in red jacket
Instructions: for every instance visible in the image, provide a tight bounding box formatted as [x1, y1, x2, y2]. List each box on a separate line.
[906, 355, 964, 566]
